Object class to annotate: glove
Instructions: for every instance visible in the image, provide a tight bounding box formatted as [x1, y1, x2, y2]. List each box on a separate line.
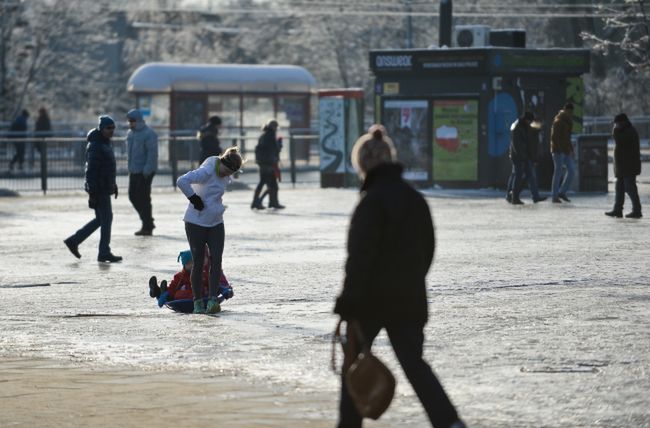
[188, 194, 204, 211]
[88, 194, 98, 209]
[114, 185, 118, 199]
[157, 291, 169, 308]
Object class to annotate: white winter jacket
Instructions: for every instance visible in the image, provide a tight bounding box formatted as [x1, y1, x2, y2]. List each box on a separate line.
[176, 156, 231, 227]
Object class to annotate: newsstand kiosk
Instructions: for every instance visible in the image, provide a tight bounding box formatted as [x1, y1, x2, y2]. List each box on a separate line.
[369, 48, 590, 188]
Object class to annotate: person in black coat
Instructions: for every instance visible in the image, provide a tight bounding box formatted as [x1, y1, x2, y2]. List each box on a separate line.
[506, 111, 546, 205]
[34, 107, 52, 160]
[8, 109, 29, 172]
[606, 113, 642, 218]
[64, 116, 122, 262]
[333, 128, 464, 428]
[251, 119, 284, 209]
[197, 116, 222, 164]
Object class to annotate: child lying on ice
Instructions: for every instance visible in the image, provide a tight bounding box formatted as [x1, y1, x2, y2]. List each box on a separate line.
[149, 249, 233, 312]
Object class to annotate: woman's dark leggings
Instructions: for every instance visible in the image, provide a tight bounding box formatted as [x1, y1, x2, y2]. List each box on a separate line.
[184, 222, 224, 301]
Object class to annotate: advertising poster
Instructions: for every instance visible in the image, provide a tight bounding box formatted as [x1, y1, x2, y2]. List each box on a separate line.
[432, 99, 479, 181]
[382, 99, 430, 182]
[319, 97, 346, 173]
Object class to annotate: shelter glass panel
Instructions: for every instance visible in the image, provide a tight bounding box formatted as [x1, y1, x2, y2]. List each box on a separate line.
[278, 96, 309, 129]
[137, 94, 169, 128]
[243, 96, 274, 130]
[207, 95, 241, 129]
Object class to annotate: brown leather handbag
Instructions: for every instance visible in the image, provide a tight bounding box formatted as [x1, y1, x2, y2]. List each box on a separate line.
[331, 319, 396, 420]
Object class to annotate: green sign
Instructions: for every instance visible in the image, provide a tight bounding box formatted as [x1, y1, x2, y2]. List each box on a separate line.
[433, 100, 479, 181]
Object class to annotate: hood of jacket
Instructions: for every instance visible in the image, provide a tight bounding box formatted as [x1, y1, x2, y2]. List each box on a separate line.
[87, 128, 110, 144]
[127, 109, 146, 131]
[554, 110, 572, 126]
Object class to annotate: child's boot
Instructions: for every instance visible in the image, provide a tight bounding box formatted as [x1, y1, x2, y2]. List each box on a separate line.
[193, 299, 206, 314]
[160, 280, 167, 293]
[206, 297, 221, 314]
[149, 276, 160, 298]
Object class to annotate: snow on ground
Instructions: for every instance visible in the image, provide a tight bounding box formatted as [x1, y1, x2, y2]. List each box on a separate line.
[0, 178, 649, 427]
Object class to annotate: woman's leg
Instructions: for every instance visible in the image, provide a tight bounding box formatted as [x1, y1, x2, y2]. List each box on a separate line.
[205, 223, 225, 298]
[185, 222, 208, 300]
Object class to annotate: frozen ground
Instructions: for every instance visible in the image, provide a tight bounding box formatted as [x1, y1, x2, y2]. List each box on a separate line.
[0, 177, 649, 427]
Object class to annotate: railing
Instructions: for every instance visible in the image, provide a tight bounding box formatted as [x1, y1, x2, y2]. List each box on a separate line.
[584, 116, 650, 141]
[0, 130, 321, 194]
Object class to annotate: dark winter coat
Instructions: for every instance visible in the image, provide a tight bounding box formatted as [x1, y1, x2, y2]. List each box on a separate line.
[509, 119, 529, 162]
[334, 163, 435, 325]
[550, 110, 573, 154]
[255, 129, 280, 166]
[84, 128, 117, 195]
[198, 124, 222, 164]
[613, 121, 641, 178]
[9, 114, 28, 136]
[35, 112, 52, 137]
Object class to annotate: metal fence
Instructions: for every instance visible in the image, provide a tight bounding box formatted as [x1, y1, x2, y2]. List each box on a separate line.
[0, 130, 321, 194]
[584, 116, 650, 140]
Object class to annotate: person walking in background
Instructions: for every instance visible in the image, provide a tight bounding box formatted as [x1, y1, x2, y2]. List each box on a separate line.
[251, 119, 284, 210]
[64, 116, 121, 263]
[198, 115, 223, 164]
[334, 128, 465, 428]
[8, 109, 29, 173]
[176, 146, 244, 314]
[605, 113, 642, 219]
[126, 108, 158, 236]
[507, 112, 546, 204]
[550, 103, 575, 203]
[34, 107, 52, 161]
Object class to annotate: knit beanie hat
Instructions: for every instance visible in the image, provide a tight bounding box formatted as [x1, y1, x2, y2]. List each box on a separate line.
[177, 250, 192, 266]
[98, 115, 115, 130]
[351, 128, 396, 177]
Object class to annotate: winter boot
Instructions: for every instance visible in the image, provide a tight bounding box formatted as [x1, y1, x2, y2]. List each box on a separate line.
[605, 210, 623, 218]
[206, 297, 221, 314]
[149, 276, 160, 298]
[193, 299, 206, 314]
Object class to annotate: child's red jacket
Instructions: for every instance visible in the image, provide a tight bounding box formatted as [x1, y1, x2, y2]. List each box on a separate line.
[168, 268, 231, 300]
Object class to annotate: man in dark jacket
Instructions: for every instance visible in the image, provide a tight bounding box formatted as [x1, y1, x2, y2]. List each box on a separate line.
[605, 113, 642, 218]
[198, 116, 222, 164]
[334, 128, 464, 428]
[251, 119, 284, 209]
[64, 116, 122, 262]
[8, 109, 29, 172]
[507, 112, 546, 204]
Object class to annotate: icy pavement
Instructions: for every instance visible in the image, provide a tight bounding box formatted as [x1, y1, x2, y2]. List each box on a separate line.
[0, 180, 649, 427]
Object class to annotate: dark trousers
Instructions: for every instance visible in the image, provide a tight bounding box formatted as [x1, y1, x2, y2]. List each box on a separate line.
[338, 321, 459, 428]
[184, 222, 225, 300]
[614, 176, 642, 213]
[128, 173, 155, 229]
[67, 193, 113, 257]
[253, 165, 279, 206]
[511, 159, 541, 200]
[10, 142, 26, 170]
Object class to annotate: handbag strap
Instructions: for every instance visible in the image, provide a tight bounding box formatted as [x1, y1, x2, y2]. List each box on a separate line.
[331, 318, 369, 374]
[331, 319, 343, 374]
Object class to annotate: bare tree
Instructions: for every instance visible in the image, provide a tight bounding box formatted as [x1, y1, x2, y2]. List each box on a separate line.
[581, 0, 650, 71]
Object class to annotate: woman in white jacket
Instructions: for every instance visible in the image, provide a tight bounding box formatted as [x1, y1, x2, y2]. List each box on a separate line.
[176, 146, 244, 314]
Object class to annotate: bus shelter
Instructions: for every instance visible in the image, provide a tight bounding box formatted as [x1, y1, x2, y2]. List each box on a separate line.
[127, 62, 317, 161]
[369, 48, 590, 188]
